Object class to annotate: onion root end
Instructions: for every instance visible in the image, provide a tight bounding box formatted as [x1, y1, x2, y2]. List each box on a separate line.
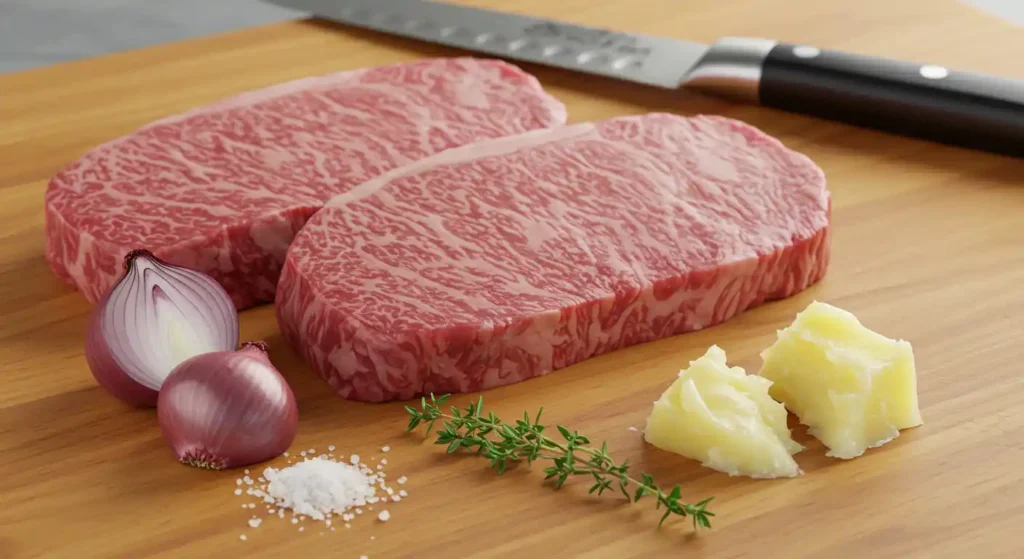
[179, 449, 227, 470]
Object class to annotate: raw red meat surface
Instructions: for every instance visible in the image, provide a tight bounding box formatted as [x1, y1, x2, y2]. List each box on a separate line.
[44, 58, 567, 309]
[276, 113, 831, 403]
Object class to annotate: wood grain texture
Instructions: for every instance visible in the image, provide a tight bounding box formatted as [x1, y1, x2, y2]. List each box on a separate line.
[2, 1, 1023, 557]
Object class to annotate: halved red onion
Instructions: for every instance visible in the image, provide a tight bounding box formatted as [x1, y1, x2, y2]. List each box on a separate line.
[84, 249, 239, 407]
[157, 341, 298, 470]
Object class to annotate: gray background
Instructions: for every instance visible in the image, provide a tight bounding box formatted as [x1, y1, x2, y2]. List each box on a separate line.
[0, 0, 1021, 74]
[0, 0, 301, 73]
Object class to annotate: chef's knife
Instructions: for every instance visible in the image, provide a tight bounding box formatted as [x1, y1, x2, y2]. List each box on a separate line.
[267, 0, 1024, 157]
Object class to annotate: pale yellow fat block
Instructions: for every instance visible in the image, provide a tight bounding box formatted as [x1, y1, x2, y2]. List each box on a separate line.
[644, 345, 803, 479]
[758, 301, 923, 459]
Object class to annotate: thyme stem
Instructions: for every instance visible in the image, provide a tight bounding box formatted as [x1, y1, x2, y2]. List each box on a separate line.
[405, 393, 714, 530]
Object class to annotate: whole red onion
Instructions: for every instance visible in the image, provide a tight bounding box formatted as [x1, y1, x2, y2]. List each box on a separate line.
[84, 249, 239, 407]
[157, 341, 298, 470]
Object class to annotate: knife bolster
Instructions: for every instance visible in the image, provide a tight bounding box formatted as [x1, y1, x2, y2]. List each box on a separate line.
[682, 37, 777, 102]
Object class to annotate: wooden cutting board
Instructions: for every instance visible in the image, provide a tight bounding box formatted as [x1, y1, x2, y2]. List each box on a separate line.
[2, 1, 1022, 557]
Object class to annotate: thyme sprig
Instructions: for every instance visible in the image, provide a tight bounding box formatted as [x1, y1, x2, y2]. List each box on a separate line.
[405, 393, 714, 530]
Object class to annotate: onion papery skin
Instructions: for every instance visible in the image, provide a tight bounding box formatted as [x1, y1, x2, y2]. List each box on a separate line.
[84, 294, 160, 406]
[157, 342, 299, 470]
[84, 249, 239, 407]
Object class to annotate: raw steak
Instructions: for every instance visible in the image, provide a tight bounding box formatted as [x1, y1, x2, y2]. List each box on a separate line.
[276, 113, 831, 403]
[44, 58, 567, 309]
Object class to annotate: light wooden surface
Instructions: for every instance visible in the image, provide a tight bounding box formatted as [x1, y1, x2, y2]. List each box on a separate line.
[2, 1, 1023, 557]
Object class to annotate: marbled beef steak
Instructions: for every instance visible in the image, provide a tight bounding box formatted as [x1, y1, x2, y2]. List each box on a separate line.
[276, 113, 831, 402]
[45, 58, 567, 309]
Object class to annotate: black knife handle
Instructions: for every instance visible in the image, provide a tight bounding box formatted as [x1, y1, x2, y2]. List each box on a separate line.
[758, 42, 1024, 157]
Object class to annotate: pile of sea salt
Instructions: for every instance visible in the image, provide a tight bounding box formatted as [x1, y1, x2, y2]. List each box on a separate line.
[234, 445, 407, 541]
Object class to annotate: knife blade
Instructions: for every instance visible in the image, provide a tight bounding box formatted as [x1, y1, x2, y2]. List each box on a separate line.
[267, 0, 1024, 157]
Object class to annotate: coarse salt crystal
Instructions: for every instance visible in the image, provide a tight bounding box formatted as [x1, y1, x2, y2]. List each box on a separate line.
[234, 489, 242, 496]
[399, 490, 407, 497]
[308, 448, 316, 454]
[232, 454, 410, 536]
[283, 452, 290, 457]
[239, 535, 247, 541]
[245, 469, 250, 474]
[328, 445, 336, 452]
[259, 458, 377, 521]
[300, 451, 307, 457]
[382, 446, 390, 452]
[299, 526, 304, 532]
[627, 426, 639, 432]
[236, 479, 243, 486]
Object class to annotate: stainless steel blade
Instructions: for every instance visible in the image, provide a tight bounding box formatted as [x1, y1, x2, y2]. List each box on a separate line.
[268, 0, 710, 89]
